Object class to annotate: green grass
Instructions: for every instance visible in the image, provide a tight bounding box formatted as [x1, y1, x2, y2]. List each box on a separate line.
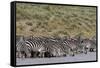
[16, 3, 96, 38]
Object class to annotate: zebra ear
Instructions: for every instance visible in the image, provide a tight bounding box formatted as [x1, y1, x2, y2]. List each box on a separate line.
[20, 36, 24, 41]
[92, 35, 96, 41]
[81, 40, 84, 43]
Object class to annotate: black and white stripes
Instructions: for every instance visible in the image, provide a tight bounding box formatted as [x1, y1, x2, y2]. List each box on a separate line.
[16, 36, 96, 58]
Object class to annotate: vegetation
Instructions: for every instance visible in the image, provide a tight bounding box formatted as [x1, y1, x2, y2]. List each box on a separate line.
[16, 3, 96, 38]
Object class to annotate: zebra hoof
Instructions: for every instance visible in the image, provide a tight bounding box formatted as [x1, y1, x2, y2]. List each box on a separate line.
[90, 48, 94, 52]
[84, 52, 87, 54]
[72, 54, 75, 56]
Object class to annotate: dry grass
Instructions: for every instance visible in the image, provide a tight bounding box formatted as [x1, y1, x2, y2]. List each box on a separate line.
[16, 3, 96, 38]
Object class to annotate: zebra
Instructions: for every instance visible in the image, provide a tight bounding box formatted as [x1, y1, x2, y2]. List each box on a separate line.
[52, 37, 70, 57]
[89, 40, 96, 52]
[63, 38, 80, 56]
[52, 41, 66, 57]
[24, 36, 46, 58]
[90, 36, 96, 52]
[41, 37, 66, 57]
[16, 36, 31, 58]
[80, 39, 96, 54]
[40, 37, 58, 57]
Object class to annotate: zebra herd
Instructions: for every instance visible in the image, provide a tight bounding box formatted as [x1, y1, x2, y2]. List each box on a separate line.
[16, 36, 96, 58]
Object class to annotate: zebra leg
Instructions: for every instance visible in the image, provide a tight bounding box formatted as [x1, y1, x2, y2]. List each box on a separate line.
[30, 51, 35, 58]
[16, 51, 19, 58]
[44, 52, 48, 57]
[90, 48, 95, 52]
[84, 51, 87, 54]
[72, 51, 75, 56]
[63, 52, 67, 57]
[18, 51, 23, 58]
[84, 47, 88, 54]
[41, 52, 45, 58]
[34, 51, 39, 58]
[21, 51, 26, 58]
[45, 51, 53, 58]
[90, 48, 93, 52]
[93, 48, 96, 52]
[22, 53, 25, 58]
[69, 49, 75, 56]
[49, 52, 53, 57]
[38, 52, 42, 58]
[39, 51, 45, 58]
[25, 53, 31, 58]
[17, 51, 25, 58]
[82, 47, 87, 54]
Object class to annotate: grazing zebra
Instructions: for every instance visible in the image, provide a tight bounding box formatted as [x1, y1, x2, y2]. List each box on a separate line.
[80, 39, 95, 54]
[63, 39, 80, 56]
[89, 40, 96, 52]
[90, 36, 96, 52]
[53, 37, 70, 56]
[16, 36, 31, 58]
[53, 42, 66, 57]
[42, 37, 66, 57]
[24, 36, 46, 58]
[41, 37, 58, 57]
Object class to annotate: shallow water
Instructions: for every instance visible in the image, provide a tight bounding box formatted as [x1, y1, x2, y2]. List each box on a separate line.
[16, 52, 96, 65]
